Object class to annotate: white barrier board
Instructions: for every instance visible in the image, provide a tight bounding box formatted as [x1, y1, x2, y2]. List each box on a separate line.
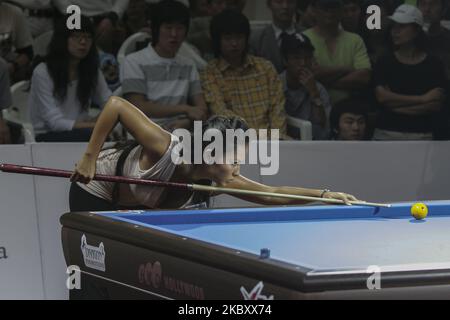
[0, 145, 44, 299]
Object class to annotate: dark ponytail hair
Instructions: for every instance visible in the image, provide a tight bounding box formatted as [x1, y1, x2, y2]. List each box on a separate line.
[184, 115, 249, 163]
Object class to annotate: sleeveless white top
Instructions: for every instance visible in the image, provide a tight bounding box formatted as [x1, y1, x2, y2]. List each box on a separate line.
[77, 135, 201, 209]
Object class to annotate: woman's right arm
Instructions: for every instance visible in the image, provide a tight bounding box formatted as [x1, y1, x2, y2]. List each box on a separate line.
[71, 96, 172, 183]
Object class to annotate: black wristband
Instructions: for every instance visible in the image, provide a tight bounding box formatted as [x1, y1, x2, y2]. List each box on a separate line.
[320, 189, 330, 198]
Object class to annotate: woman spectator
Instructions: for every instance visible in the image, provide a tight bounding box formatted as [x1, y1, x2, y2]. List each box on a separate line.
[29, 16, 111, 142]
[373, 5, 447, 140]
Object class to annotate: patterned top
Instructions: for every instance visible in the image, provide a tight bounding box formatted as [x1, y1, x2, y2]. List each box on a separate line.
[201, 55, 287, 137]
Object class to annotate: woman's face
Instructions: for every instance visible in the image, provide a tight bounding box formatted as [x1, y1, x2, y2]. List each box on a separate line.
[68, 32, 93, 60]
[391, 22, 419, 46]
[203, 144, 247, 185]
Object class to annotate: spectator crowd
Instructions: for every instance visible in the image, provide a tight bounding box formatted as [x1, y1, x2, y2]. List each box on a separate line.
[0, 0, 449, 144]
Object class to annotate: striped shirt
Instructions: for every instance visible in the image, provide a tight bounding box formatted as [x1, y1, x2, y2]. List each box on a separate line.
[200, 55, 287, 136]
[121, 44, 202, 125]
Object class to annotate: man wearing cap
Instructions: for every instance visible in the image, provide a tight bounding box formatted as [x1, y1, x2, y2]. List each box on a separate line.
[280, 33, 332, 139]
[304, 0, 371, 105]
[250, 0, 303, 73]
[373, 4, 448, 140]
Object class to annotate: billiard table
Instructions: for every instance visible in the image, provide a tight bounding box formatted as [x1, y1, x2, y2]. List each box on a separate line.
[61, 201, 450, 300]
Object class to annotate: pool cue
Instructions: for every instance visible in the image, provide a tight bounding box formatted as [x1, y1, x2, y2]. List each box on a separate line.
[0, 163, 391, 208]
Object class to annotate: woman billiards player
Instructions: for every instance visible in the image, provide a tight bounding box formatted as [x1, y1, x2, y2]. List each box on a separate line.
[69, 96, 359, 211]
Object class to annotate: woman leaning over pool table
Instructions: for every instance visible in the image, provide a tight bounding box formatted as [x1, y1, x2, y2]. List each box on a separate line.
[69, 96, 359, 211]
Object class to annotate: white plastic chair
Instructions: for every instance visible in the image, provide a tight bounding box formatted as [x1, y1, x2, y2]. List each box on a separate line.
[3, 81, 35, 143]
[32, 30, 53, 57]
[287, 115, 313, 141]
[117, 32, 207, 70]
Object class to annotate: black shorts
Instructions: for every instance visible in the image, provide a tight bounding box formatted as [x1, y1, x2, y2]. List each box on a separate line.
[69, 182, 116, 212]
[69, 182, 150, 212]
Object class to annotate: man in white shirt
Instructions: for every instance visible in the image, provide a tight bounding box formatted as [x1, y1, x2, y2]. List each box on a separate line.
[0, 1, 33, 82]
[122, 0, 207, 130]
[9, 0, 69, 38]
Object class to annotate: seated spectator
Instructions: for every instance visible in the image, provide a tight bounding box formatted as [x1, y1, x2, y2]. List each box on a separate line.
[201, 9, 288, 138]
[9, 0, 62, 38]
[280, 33, 332, 140]
[225, 0, 247, 12]
[361, 0, 392, 66]
[250, 0, 303, 73]
[121, 0, 152, 38]
[304, 0, 371, 105]
[329, 96, 369, 140]
[209, 0, 228, 15]
[373, 4, 447, 140]
[341, 0, 363, 34]
[0, 57, 12, 144]
[29, 16, 111, 142]
[296, 0, 316, 29]
[188, 0, 236, 60]
[417, 0, 450, 79]
[54, 0, 130, 54]
[122, 0, 207, 131]
[189, 0, 212, 17]
[0, 1, 34, 83]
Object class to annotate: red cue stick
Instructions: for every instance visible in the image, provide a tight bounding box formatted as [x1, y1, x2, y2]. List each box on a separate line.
[0, 163, 392, 207]
[0, 163, 194, 190]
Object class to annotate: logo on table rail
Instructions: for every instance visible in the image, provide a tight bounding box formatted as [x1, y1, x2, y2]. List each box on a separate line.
[138, 261, 205, 300]
[172, 122, 280, 176]
[240, 282, 274, 300]
[81, 235, 106, 272]
[0, 246, 8, 261]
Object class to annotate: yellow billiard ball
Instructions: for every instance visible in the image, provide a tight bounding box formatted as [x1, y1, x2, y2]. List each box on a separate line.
[411, 203, 428, 220]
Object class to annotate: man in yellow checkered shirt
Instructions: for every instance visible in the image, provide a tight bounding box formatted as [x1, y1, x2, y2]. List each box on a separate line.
[200, 9, 288, 138]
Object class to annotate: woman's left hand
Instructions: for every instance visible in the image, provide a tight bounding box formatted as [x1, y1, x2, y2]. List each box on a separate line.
[70, 153, 97, 184]
[323, 191, 358, 206]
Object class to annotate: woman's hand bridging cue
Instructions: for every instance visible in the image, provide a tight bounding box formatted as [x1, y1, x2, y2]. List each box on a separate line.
[323, 191, 358, 206]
